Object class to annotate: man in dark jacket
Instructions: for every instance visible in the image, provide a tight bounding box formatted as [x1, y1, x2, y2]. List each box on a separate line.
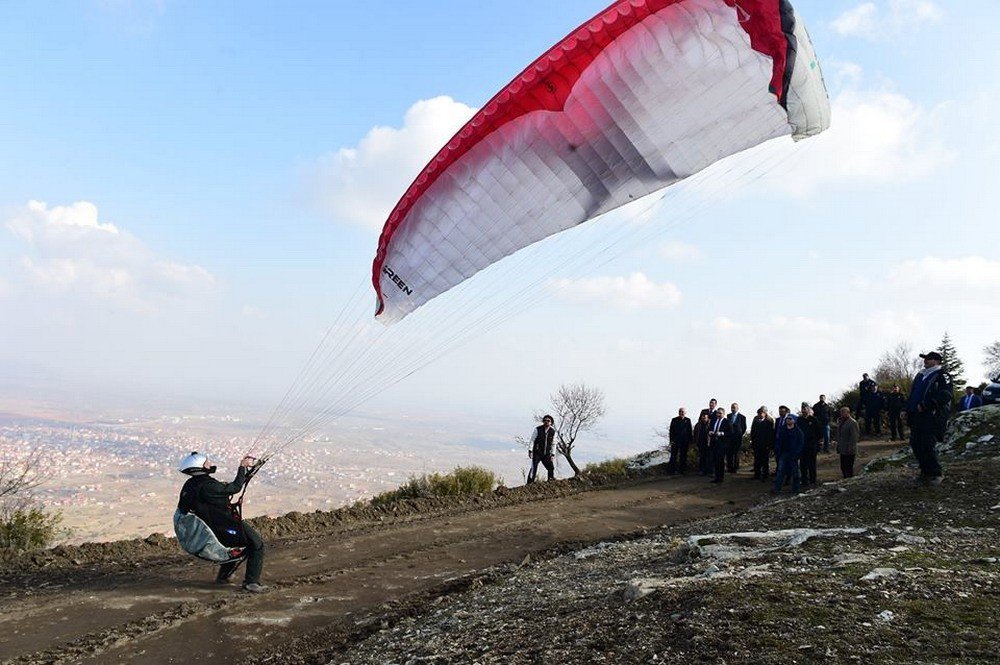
[812, 395, 831, 453]
[750, 407, 775, 481]
[667, 408, 694, 475]
[886, 384, 906, 441]
[906, 352, 953, 485]
[862, 385, 884, 436]
[772, 416, 804, 494]
[708, 408, 732, 484]
[693, 412, 711, 476]
[725, 403, 747, 473]
[774, 405, 793, 475]
[177, 453, 267, 592]
[860, 373, 876, 395]
[699, 398, 718, 421]
[527, 415, 557, 483]
[797, 404, 822, 486]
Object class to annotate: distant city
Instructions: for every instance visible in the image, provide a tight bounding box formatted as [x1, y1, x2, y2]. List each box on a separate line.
[0, 406, 640, 543]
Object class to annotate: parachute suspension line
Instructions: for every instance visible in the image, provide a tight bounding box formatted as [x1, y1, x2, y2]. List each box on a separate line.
[248, 276, 368, 456]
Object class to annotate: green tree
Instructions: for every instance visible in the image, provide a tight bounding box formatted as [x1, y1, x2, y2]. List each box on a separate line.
[984, 341, 1000, 380]
[936, 331, 966, 390]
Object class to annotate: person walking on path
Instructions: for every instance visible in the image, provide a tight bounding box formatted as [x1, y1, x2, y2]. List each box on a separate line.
[527, 415, 557, 483]
[772, 415, 804, 494]
[886, 385, 906, 441]
[836, 406, 860, 479]
[750, 406, 775, 481]
[708, 407, 732, 484]
[667, 408, 693, 475]
[959, 386, 983, 412]
[906, 351, 953, 486]
[726, 403, 747, 473]
[693, 412, 711, 476]
[812, 395, 832, 453]
[797, 404, 822, 486]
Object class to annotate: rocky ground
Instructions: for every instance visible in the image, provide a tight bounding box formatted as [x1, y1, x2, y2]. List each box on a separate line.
[285, 407, 1000, 665]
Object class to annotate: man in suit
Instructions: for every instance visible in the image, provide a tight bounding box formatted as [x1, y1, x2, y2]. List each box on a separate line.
[860, 373, 876, 395]
[906, 352, 953, 486]
[750, 406, 775, 480]
[725, 403, 747, 473]
[666, 407, 694, 475]
[812, 394, 832, 453]
[708, 407, 732, 484]
[959, 387, 983, 412]
[699, 398, 718, 421]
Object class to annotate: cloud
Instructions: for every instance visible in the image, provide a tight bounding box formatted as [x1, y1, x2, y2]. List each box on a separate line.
[5, 200, 216, 312]
[553, 272, 681, 310]
[711, 315, 846, 340]
[311, 96, 477, 232]
[694, 64, 953, 199]
[885, 256, 1000, 292]
[659, 240, 703, 262]
[831, 1, 943, 40]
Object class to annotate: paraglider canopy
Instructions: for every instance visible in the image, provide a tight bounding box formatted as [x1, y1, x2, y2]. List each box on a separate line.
[372, 0, 830, 322]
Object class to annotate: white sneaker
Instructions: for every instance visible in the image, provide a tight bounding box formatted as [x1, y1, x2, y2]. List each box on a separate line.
[242, 582, 269, 593]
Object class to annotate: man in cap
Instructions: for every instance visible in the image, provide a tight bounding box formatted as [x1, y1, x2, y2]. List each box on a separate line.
[905, 352, 953, 485]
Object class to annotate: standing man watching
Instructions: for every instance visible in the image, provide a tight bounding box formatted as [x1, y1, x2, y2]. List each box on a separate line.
[693, 412, 711, 476]
[772, 415, 804, 494]
[700, 398, 718, 421]
[886, 385, 906, 441]
[527, 415, 557, 483]
[708, 407, 732, 484]
[812, 395, 831, 453]
[726, 403, 747, 473]
[667, 408, 694, 475]
[836, 407, 860, 478]
[860, 373, 876, 395]
[797, 404, 821, 486]
[750, 407, 775, 481]
[906, 352, 953, 485]
[959, 386, 983, 412]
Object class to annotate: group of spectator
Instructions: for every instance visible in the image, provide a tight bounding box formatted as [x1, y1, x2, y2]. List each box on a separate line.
[663, 349, 959, 492]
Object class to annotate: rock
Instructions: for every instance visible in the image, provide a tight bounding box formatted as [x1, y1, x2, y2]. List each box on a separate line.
[895, 534, 926, 546]
[877, 610, 895, 622]
[624, 578, 668, 601]
[861, 568, 902, 582]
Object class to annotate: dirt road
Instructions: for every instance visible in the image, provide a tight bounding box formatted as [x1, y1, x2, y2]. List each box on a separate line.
[0, 443, 897, 665]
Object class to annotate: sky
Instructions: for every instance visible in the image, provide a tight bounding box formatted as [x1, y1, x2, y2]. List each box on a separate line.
[1, 0, 998, 448]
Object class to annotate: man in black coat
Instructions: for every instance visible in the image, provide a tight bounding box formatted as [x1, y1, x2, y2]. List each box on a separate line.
[750, 407, 775, 481]
[812, 395, 831, 453]
[862, 385, 884, 436]
[797, 404, 822, 486]
[527, 415, 557, 483]
[699, 398, 718, 421]
[886, 384, 906, 441]
[906, 352, 953, 485]
[725, 403, 747, 473]
[860, 373, 876, 395]
[667, 408, 693, 475]
[708, 407, 732, 484]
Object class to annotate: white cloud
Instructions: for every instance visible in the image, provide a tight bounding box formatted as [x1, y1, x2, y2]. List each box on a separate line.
[553, 272, 681, 310]
[311, 96, 477, 232]
[659, 240, 703, 262]
[242, 305, 264, 318]
[885, 256, 1000, 292]
[831, 0, 943, 40]
[5, 200, 216, 312]
[711, 315, 846, 340]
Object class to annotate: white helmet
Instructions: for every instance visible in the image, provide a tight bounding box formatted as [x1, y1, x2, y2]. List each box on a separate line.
[178, 451, 208, 475]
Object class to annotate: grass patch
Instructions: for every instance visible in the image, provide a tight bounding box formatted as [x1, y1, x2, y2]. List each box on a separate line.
[0, 505, 63, 551]
[582, 458, 630, 478]
[370, 466, 500, 506]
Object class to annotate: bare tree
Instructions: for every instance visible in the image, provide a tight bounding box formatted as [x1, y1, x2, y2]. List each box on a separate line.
[0, 447, 48, 499]
[983, 341, 1000, 380]
[542, 383, 607, 476]
[872, 342, 922, 392]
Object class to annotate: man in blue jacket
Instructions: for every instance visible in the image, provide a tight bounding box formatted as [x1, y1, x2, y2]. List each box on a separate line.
[959, 387, 983, 412]
[771, 415, 804, 494]
[906, 352, 953, 485]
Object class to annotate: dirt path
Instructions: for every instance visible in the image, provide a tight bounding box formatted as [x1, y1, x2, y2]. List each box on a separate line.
[0, 443, 898, 664]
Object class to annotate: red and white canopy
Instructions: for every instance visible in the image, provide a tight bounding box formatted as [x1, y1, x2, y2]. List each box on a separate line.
[372, 0, 831, 321]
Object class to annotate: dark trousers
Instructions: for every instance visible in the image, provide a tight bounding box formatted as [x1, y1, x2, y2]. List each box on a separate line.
[863, 411, 882, 436]
[799, 444, 817, 485]
[219, 522, 265, 585]
[667, 441, 690, 474]
[527, 453, 554, 483]
[725, 438, 741, 473]
[888, 411, 904, 440]
[820, 423, 831, 453]
[772, 457, 800, 493]
[752, 445, 770, 479]
[711, 443, 726, 482]
[697, 442, 710, 475]
[909, 413, 943, 478]
[839, 454, 856, 478]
